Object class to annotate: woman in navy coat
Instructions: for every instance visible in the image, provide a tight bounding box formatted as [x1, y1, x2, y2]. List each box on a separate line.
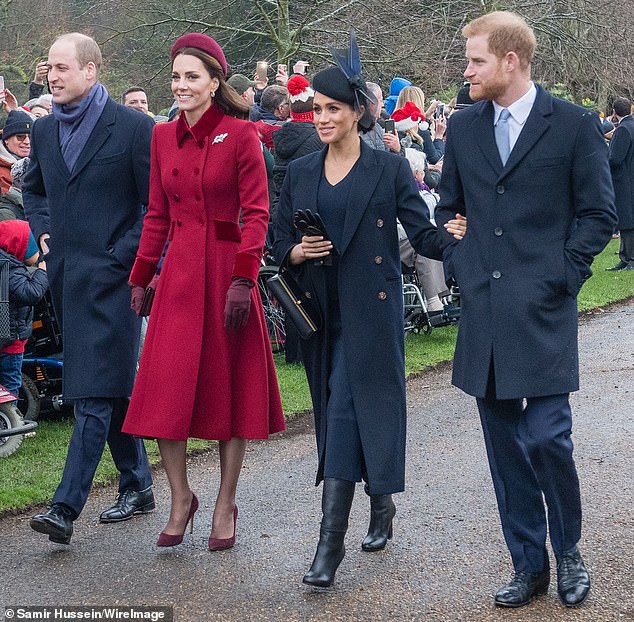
[273, 41, 465, 588]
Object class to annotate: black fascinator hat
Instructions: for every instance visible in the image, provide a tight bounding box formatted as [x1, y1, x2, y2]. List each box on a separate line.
[312, 29, 376, 132]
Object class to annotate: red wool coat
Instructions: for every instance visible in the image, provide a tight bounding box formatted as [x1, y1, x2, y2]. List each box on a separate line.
[122, 104, 285, 441]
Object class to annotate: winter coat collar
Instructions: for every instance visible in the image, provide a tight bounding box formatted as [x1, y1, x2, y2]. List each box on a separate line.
[176, 104, 225, 147]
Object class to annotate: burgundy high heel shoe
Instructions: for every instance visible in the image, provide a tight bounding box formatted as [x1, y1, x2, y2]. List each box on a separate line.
[208, 505, 238, 551]
[156, 493, 199, 547]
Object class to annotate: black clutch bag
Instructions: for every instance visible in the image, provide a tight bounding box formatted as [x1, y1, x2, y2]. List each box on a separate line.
[266, 270, 320, 339]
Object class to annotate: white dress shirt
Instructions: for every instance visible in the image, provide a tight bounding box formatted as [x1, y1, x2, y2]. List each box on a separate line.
[493, 83, 537, 151]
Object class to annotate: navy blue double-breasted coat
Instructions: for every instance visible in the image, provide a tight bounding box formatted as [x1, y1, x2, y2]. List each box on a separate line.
[23, 99, 154, 399]
[435, 86, 616, 400]
[273, 140, 441, 495]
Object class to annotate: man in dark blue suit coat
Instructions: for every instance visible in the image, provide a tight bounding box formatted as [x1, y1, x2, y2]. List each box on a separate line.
[435, 12, 616, 609]
[607, 96, 634, 270]
[24, 33, 155, 545]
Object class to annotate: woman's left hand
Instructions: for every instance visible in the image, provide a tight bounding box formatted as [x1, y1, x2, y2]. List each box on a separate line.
[224, 277, 253, 329]
[445, 213, 467, 240]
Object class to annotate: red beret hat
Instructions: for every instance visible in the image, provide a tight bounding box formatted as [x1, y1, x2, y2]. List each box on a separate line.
[170, 33, 228, 76]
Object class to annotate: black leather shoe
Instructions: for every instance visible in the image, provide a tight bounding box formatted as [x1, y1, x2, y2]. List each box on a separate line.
[557, 546, 590, 607]
[99, 487, 155, 523]
[30, 504, 75, 544]
[606, 261, 629, 271]
[494, 570, 550, 608]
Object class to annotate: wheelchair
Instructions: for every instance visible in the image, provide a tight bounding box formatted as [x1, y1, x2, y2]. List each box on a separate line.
[402, 264, 460, 334]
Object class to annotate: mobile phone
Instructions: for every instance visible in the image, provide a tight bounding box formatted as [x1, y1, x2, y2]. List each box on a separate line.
[277, 63, 287, 73]
[256, 61, 268, 81]
[434, 103, 444, 119]
[0, 76, 5, 92]
[384, 119, 395, 134]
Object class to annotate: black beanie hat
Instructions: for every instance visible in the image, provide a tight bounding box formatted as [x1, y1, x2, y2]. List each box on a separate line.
[3, 110, 33, 139]
[455, 83, 475, 109]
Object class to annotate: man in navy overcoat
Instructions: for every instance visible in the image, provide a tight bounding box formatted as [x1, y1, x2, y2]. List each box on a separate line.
[24, 33, 154, 544]
[435, 12, 616, 609]
[607, 96, 634, 270]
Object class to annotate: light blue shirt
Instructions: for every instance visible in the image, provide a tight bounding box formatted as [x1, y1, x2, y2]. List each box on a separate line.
[493, 82, 537, 151]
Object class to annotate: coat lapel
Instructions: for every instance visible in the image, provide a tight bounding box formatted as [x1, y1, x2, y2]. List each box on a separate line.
[69, 99, 116, 182]
[338, 140, 383, 256]
[499, 86, 552, 181]
[47, 117, 71, 180]
[474, 101, 503, 175]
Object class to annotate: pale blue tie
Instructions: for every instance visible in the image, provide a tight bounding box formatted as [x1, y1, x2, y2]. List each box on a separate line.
[495, 108, 511, 165]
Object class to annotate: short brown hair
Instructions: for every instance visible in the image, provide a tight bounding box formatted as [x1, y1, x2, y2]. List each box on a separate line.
[55, 33, 102, 77]
[463, 11, 536, 70]
[173, 47, 249, 120]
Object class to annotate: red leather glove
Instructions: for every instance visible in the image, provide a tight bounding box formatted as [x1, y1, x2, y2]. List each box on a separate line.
[224, 277, 253, 330]
[130, 285, 145, 316]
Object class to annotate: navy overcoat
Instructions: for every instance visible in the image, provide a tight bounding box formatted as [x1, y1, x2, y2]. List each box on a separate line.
[273, 140, 441, 494]
[608, 113, 634, 230]
[435, 86, 616, 400]
[23, 99, 154, 399]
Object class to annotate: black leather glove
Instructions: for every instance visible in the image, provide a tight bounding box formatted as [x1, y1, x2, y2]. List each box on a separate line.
[293, 209, 337, 265]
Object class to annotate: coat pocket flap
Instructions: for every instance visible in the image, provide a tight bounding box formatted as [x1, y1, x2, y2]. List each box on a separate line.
[215, 220, 242, 242]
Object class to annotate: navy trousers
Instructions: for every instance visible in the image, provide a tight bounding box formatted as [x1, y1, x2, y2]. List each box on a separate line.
[53, 397, 152, 516]
[476, 381, 582, 572]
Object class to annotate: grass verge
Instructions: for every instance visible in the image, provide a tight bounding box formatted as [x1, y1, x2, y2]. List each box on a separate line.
[0, 240, 632, 514]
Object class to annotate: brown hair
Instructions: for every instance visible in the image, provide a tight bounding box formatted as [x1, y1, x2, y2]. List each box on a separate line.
[173, 47, 249, 120]
[462, 11, 536, 70]
[55, 33, 102, 77]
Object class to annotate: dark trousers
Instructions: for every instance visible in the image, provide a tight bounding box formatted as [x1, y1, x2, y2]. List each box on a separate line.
[53, 397, 152, 517]
[618, 228, 634, 264]
[476, 382, 582, 572]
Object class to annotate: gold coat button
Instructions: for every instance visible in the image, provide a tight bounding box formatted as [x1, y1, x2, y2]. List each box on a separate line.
[378, 291, 387, 300]
[374, 256, 383, 264]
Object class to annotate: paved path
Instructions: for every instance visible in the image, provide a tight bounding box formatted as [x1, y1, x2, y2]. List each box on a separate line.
[2, 302, 633, 621]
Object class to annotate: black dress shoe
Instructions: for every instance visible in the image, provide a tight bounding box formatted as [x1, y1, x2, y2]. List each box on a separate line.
[99, 487, 155, 523]
[606, 261, 628, 271]
[494, 570, 550, 608]
[557, 546, 590, 607]
[30, 504, 75, 544]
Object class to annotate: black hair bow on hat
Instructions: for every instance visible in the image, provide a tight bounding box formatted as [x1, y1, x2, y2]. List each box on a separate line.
[329, 29, 377, 107]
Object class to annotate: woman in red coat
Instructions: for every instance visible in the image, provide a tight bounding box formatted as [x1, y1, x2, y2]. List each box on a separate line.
[123, 33, 285, 550]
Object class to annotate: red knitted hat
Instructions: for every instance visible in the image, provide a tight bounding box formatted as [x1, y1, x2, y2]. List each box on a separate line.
[170, 33, 228, 76]
[287, 75, 314, 103]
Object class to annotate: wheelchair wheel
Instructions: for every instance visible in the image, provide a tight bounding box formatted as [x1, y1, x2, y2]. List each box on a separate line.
[18, 373, 40, 421]
[0, 403, 24, 457]
[257, 266, 286, 354]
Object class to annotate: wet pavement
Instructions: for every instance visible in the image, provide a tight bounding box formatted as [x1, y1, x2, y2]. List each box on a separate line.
[1, 302, 633, 621]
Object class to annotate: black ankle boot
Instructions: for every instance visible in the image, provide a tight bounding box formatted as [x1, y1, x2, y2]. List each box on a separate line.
[303, 478, 355, 588]
[362, 491, 396, 552]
